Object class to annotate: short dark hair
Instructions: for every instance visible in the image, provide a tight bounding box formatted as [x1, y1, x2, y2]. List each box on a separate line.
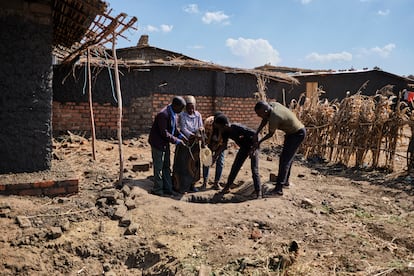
[172, 96, 186, 107]
[214, 114, 230, 126]
[213, 111, 223, 118]
[254, 101, 269, 111]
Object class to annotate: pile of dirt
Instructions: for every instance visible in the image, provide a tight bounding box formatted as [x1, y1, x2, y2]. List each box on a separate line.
[0, 134, 414, 275]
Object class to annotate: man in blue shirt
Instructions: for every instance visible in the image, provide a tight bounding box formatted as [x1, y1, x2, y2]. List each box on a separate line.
[149, 96, 186, 196]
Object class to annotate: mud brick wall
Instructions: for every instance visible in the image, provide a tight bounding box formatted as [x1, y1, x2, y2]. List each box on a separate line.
[0, 2, 53, 173]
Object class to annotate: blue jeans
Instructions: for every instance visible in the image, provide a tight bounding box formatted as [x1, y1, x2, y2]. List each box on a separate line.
[277, 128, 306, 186]
[151, 146, 173, 195]
[203, 150, 224, 184]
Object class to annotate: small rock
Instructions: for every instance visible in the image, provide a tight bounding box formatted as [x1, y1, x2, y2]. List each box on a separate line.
[266, 156, 273, 161]
[128, 154, 139, 161]
[60, 219, 71, 232]
[198, 264, 212, 276]
[99, 189, 122, 205]
[0, 208, 11, 218]
[121, 185, 131, 197]
[310, 170, 319, 176]
[48, 226, 63, 239]
[125, 199, 136, 210]
[119, 214, 132, 227]
[56, 197, 71, 204]
[16, 216, 31, 228]
[96, 198, 107, 208]
[103, 262, 111, 272]
[132, 163, 151, 172]
[301, 198, 314, 208]
[250, 228, 262, 240]
[112, 205, 127, 220]
[124, 223, 139, 235]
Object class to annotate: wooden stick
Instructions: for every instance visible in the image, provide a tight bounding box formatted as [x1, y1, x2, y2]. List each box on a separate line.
[87, 47, 97, 160]
[112, 30, 124, 186]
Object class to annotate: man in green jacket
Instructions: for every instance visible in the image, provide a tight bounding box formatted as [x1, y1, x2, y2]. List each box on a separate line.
[253, 101, 306, 196]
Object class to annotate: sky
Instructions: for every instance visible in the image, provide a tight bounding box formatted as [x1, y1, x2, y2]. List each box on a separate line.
[105, 0, 413, 76]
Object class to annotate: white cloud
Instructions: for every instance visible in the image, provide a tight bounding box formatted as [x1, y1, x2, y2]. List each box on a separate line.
[301, 0, 312, 4]
[225, 37, 281, 67]
[142, 24, 173, 33]
[144, 25, 158, 32]
[378, 9, 390, 16]
[202, 11, 230, 24]
[370, 43, 395, 57]
[183, 4, 199, 14]
[160, 24, 173, 33]
[306, 51, 353, 63]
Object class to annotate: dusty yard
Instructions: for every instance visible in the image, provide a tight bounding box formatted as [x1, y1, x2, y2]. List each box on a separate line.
[0, 132, 413, 275]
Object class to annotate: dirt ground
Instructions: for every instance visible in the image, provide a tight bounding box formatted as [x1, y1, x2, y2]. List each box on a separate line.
[0, 132, 414, 276]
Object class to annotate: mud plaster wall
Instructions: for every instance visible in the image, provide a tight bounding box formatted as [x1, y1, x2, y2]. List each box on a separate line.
[53, 66, 273, 138]
[0, 2, 53, 173]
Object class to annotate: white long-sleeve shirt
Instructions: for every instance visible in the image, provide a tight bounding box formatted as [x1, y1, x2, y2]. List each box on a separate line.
[179, 111, 203, 139]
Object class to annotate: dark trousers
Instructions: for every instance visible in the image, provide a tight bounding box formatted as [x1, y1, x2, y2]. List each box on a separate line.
[226, 147, 260, 192]
[151, 146, 173, 195]
[277, 128, 306, 186]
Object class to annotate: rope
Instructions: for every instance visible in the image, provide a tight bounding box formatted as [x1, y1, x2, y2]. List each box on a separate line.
[103, 50, 117, 103]
[82, 60, 87, 95]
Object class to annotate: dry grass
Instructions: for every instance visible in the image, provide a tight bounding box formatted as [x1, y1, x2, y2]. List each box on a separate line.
[291, 87, 412, 171]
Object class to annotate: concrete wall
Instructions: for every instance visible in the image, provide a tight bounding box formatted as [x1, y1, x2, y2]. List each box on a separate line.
[52, 65, 268, 138]
[0, 1, 53, 173]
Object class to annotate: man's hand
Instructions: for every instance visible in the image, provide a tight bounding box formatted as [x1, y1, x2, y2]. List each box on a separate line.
[178, 139, 187, 146]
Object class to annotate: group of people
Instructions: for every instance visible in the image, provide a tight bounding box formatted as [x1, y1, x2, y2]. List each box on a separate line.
[148, 95, 306, 199]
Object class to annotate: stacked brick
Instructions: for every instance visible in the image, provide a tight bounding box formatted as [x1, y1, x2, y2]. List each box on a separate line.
[0, 179, 79, 197]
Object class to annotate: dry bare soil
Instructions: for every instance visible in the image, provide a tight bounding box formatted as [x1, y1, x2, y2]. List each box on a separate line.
[0, 133, 414, 276]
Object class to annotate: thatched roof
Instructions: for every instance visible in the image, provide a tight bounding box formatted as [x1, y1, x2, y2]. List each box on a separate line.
[52, 0, 137, 63]
[78, 54, 299, 85]
[52, 0, 107, 48]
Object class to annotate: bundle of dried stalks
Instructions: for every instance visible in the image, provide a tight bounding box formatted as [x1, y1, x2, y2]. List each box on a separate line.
[295, 89, 410, 171]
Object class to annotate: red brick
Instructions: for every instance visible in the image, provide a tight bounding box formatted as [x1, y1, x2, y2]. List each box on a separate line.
[66, 185, 79, 194]
[0, 184, 5, 191]
[44, 187, 66, 196]
[18, 189, 43, 196]
[33, 180, 55, 188]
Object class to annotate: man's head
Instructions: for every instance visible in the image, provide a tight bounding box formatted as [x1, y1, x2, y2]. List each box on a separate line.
[214, 114, 230, 131]
[171, 96, 186, 113]
[254, 101, 271, 119]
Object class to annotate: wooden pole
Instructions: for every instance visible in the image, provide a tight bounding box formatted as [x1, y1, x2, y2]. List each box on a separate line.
[112, 32, 124, 186]
[87, 47, 96, 160]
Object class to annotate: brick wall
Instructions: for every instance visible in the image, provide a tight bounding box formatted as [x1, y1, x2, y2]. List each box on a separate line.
[52, 93, 262, 138]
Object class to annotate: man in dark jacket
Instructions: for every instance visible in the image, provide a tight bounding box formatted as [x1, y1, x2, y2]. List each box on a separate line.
[149, 96, 186, 196]
[213, 114, 262, 199]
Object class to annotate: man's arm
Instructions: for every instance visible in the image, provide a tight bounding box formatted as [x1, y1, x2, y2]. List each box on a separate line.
[158, 113, 183, 145]
[258, 130, 275, 146]
[255, 118, 268, 135]
[252, 118, 268, 149]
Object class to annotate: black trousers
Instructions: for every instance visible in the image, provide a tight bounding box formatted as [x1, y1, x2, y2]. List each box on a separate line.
[226, 147, 260, 192]
[277, 128, 306, 186]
